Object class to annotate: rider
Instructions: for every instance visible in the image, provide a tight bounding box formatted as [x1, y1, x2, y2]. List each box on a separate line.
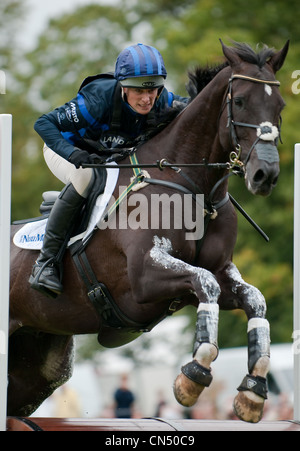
[29, 43, 189, 297]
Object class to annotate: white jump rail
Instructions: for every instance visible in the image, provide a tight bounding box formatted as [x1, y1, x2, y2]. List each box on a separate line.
[0, 114, 12, 432]
[294, 144, 300, 423]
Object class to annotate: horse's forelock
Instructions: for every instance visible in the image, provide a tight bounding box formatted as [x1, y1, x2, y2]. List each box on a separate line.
[231, 41, 276, 68]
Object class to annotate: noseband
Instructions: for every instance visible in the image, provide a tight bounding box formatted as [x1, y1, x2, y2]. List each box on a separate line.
[226, 74, 282, 167]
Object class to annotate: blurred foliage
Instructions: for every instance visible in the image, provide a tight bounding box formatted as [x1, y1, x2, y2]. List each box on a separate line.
[0, 0, 297, 352]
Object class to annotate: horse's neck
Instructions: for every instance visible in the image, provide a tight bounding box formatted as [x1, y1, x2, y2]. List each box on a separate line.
[161, 69, 231, 196]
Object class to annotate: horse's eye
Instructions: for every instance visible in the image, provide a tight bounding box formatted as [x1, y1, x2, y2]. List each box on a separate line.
[234, 97, 244, 108]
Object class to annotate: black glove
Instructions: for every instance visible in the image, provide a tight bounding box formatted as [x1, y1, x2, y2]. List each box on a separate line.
[89, 153, 106, 164]
[68, 149, 92, 168]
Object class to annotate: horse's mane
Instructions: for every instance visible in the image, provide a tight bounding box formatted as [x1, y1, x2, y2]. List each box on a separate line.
[186, 62, 228, 99]
[187, 42, 276, 99]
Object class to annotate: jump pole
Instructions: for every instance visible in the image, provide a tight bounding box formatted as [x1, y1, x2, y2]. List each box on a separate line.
[0, 114, 12, 431]
[294, 144, 300, 422]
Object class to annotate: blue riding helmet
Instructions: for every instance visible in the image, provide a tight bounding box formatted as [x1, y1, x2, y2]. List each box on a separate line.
[115, 43, 167, 88]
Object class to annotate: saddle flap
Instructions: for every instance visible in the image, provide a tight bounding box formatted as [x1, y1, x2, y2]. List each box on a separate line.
[97, 325, 143, 349]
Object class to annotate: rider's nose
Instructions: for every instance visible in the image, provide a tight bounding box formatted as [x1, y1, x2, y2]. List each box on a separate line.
[141, 94, 150, 103]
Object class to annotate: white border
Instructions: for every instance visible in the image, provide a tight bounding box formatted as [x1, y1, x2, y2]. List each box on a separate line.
[294, 144, 300, 422]
[0, 115, 12, 431]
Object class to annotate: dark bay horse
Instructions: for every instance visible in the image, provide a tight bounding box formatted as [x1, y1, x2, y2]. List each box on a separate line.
[8, 40, 289, 422]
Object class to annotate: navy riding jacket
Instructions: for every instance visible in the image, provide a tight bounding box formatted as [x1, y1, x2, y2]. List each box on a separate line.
[34, 76, 189, 160]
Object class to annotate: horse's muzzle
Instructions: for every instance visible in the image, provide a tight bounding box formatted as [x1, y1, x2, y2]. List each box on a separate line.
[245, 159, 280, 196]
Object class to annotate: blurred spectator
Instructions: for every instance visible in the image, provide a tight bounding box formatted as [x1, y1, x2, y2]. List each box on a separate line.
[154, 390, 183, 419]
[113, 374, 135, 418]
[154, 390, 167, 417]
[52, 384, 82, 417]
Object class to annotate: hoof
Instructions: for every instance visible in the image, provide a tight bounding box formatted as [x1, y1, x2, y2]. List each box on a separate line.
[233, 391, 265, 423]
[173, 373, 205, 407]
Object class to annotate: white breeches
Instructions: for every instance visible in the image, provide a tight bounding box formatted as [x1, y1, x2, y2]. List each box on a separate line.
[43, 144, 94, 198]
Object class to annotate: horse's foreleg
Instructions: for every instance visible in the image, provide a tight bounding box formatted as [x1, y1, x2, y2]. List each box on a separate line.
[174, 302, 219, 407]
[141, 236, 221, 408]
[222, 263, 270, 423]
[233, 317, 270, 423]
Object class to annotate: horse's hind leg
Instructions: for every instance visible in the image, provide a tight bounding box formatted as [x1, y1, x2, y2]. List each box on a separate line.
[7, 331, 74, 416]
[219, 262, 270, 423]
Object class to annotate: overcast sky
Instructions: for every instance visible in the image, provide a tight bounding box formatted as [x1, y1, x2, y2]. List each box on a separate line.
[23, 0, 113, 49]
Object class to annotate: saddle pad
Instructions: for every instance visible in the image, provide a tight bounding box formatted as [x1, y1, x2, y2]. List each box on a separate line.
[13, 218, 48, 250]
[13, 164, 119, 250]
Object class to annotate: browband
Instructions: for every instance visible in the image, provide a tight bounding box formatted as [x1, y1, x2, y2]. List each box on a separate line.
[230, 74, 280, 86]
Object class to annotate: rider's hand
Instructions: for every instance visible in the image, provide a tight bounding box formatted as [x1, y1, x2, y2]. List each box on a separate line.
[89, 153, 106, 164]
[68, 149, 92, 168]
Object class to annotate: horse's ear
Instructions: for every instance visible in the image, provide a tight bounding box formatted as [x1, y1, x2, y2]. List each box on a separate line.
[220, 39, 242, 68]
[268, 40, 290, 73]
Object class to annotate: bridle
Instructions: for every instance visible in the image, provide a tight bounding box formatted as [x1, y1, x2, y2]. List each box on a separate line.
[225, 74, 282, 169]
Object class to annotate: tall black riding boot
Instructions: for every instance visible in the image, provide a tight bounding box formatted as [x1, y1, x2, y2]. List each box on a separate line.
[29, 183, 85, 298]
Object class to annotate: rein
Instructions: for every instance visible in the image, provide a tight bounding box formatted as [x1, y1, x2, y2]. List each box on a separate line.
[84, 158, 230, 171]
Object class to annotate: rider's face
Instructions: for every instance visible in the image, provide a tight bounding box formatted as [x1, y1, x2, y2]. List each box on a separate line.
[123, 87, 158, 115]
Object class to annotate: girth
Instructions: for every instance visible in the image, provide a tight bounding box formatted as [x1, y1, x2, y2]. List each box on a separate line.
[70, 240, 181, 348]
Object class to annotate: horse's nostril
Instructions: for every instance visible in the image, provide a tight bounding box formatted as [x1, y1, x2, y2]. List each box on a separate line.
[253, 169, 265, 183]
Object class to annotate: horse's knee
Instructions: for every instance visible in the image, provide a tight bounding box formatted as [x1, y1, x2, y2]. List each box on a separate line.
[245, 286, 267, 318]
[226, 263, 267, 318]
[195, 271, 221, 303]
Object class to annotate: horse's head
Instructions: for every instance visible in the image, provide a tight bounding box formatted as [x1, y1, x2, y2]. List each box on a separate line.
[219, 40, 289, 196]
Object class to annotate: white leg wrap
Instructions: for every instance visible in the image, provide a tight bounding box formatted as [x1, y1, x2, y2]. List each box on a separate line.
[247, 318, 270, 374]
[193, 303, 219, 366]
[247, 317, 270, 333]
